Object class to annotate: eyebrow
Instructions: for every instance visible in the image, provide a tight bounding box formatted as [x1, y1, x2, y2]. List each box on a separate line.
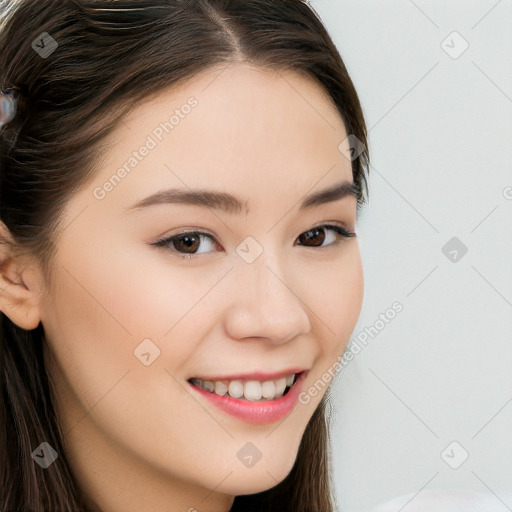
[125, 180, 359, 215]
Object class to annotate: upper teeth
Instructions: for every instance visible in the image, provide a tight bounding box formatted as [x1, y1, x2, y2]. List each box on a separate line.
[191, 374, 297, 401]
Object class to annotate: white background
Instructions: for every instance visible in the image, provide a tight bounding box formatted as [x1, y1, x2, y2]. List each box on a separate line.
[310, 0, 512, 510]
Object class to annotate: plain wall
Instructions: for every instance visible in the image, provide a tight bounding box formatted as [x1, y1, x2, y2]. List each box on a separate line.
[309, 0, 512, 510]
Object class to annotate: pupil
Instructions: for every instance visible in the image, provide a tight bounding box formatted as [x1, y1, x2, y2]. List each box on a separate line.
[299, 228, 325, 247]
[176, 234, 199, 252]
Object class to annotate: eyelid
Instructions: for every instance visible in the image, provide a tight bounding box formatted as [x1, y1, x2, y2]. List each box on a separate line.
[154, 220, 355, 240]
[151, 221, 356, 258]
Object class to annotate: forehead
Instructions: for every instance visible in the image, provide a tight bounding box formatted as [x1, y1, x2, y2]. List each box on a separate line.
[70, 63, 353, 218]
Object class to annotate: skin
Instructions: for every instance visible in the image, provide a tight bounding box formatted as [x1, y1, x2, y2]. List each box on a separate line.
[0, 63, 364, 512]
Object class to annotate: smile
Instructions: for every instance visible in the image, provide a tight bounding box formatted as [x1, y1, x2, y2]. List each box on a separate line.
[187, 370, 308, 425]
[189, 373, 298, 402]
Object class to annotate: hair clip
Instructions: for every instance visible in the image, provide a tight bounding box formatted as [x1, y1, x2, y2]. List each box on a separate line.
[0, 90, 17, 127]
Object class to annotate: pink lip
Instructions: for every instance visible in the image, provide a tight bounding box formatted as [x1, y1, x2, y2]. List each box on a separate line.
[189, 368, 307, 382]
[188, 370, 308, 425]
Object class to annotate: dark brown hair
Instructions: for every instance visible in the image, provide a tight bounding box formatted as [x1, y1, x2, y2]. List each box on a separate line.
[0, 1, 369, 510]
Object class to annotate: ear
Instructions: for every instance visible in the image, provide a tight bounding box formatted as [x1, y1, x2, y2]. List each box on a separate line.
[0, 221, 43, 331]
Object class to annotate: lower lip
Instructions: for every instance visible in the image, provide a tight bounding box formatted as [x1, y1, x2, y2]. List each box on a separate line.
[188, 371, 307, 425]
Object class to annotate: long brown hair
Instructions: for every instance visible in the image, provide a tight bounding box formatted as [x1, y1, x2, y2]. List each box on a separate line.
[0, 1, 369, 510]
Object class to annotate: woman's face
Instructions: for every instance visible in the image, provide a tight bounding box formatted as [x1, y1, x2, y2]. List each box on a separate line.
[38, 63, 364, 511]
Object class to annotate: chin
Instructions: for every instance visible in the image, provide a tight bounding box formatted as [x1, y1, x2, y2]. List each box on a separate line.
[221, 474, 285, 496]
[216, 454, 297, 496]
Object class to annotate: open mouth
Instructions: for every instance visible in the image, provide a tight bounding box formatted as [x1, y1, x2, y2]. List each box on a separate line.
[187, 371, 303, 402]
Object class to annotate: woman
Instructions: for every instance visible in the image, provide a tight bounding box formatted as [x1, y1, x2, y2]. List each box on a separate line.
[0, 1, 369, 510]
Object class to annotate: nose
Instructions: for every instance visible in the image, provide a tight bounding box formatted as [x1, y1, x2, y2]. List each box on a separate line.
[222, 253, 311, 345]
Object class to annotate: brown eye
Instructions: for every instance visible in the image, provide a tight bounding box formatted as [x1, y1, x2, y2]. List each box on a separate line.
[298, 227, 326, 247]
[153, 224, 355, 260]
[154, 231, 219, 258]
[296, 224, 355, 248]
[173, 233, 201, 253]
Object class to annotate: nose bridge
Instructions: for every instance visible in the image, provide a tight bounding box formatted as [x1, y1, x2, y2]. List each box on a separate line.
[223, 241, 311, 343]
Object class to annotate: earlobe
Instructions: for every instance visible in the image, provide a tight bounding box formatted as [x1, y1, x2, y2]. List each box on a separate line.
[0, 222, 42, 331]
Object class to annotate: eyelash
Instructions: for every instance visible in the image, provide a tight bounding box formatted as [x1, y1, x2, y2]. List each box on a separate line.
[152, 224, 356, 260]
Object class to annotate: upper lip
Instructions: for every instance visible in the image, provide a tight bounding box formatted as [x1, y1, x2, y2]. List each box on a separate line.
[189, 368, 308, 382]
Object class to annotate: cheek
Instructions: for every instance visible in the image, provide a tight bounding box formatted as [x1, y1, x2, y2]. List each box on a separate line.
[39, 241, 158, 415]
[49, 237, 213, 341]
[41, 239, 227, 406]
[40, 241, 228, 471]
[300, 244, 364, 358]
[335, 248, 364, 333]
